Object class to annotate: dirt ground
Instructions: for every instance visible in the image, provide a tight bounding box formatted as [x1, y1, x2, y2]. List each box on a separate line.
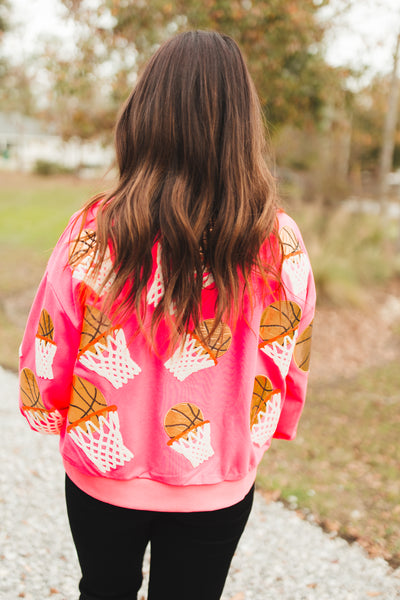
[310, 280, 400, 384]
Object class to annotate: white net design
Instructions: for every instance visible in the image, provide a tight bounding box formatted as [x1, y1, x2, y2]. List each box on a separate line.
[251, 392, 282, 447]
[147, 245, 214, 313]
[24, 408, 63, 435]
[260, 331, 298, 377]
[282, 254, 309, 298]
[146, 245, 177, 314]
[72, 249, 115, 296]
[202, 271, 214, 288]
[170, 422, 214, 468]
[35, 337, 57, 379]
[147, 244, 164, 307]
[79, 329, 141, 389]
[69, 410, 134, 473]
[164, 335, 215, 381]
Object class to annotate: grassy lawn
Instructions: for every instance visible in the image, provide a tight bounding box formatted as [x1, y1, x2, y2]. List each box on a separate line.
[0, 172, 106, 370]
[257, 361, 400, 568]
[1, 171, 399, 568]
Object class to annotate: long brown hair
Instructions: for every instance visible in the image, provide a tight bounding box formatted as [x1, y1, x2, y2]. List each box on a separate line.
[74, 30, 279, 341]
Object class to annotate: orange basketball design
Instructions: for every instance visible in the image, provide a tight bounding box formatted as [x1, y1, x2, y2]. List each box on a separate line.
[294, 321, 313, 371]
[250, 375, 282, 446]
[67, 377, 133, 472]
[69, 228, 115, 297]
[69, 229, 97, 265]
[68, 376, 109, 429]
[35, 309, 57, 380]
[259, 301, 302, 346]
[20, 368, 64, 434]
[250, 376, 276, 427]
[164, 403, 205, 441]
[195, 320, 232, 359]
[279, 226, 301, 257]
[36, 309, 54, 341]
[20, 368, 46, 410]
[164, 402, 214, 467]
[79, 306, 112, 354]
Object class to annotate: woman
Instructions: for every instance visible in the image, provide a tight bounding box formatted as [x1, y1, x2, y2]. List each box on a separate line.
[19, 30, 315, 600]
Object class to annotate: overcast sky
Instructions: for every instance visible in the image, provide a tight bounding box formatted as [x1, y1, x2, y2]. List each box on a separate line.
[321, 0, 400, 76]
[4, 0, 400, 79]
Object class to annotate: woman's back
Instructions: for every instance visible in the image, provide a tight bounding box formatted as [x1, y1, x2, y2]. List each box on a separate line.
[20, 198, 314, 510]
[18, 30, 316, 600]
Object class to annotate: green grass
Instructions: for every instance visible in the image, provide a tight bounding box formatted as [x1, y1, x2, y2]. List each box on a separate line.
[0, 174, 101, 253]
[257, 361, 400, 567]
[0, 172, 106, 370]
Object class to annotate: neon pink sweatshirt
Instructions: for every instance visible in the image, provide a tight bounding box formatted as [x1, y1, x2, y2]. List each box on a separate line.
[19, 206, 315, 511]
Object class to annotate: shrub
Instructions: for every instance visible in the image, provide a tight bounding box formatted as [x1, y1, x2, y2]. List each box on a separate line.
[33, 160, 75, 176]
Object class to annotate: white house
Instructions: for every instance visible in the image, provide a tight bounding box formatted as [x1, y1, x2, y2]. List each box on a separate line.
[0, 112, 114, 173]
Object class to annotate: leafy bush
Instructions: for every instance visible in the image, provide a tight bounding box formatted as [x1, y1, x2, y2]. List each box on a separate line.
[33, 160, 75, 176]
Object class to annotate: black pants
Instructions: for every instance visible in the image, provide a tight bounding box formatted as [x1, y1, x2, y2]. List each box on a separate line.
[65, 475, 254, 600]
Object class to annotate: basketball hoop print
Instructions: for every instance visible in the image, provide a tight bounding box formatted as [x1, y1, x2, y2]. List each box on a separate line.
[250, 376, 281, 447]
[35, 309, 57, 379]
[69, 229, 97, 262]
[70, 229, 116, 296]
[20, 368, 64, 434]
[279, 226, 310, 297]
[147, 243, 164, 308]
[78, 306, 141, 389]
[164, 319, 232, 381]
[147, 243, 214, 311]
[164, 403, 214, 468]
[67, 376, 133, 473]
[259, 301, 302, 377]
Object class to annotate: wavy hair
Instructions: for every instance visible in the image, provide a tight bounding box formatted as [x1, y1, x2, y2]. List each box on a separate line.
[74, 30, 279, 342]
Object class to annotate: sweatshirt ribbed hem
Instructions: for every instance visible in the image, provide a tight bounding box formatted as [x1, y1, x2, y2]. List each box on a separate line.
[64, 460, 257, 512]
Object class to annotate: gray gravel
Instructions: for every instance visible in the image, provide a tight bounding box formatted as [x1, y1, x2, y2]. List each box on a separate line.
[1, 366, 399, 600]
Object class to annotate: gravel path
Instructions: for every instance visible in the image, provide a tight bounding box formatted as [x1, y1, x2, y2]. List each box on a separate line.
[1, 366, 399, 600]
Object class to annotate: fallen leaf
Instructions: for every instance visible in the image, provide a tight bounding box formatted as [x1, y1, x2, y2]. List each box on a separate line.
[321, 519, 340, 533]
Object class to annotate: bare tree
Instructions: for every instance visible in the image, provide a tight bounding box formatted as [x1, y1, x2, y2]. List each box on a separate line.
[378, 30, 400, 204]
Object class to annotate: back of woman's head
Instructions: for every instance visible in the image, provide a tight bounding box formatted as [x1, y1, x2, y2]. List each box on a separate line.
[84, 30, 279, 339]
[117, 30, 266, 187]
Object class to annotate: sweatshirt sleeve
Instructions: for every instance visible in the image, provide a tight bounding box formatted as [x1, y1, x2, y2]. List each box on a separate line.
[19, 220, 83, 435]
[272, 213, 316, 440]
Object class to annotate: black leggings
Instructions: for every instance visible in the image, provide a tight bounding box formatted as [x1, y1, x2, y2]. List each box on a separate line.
[65, 475, 254, 600]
